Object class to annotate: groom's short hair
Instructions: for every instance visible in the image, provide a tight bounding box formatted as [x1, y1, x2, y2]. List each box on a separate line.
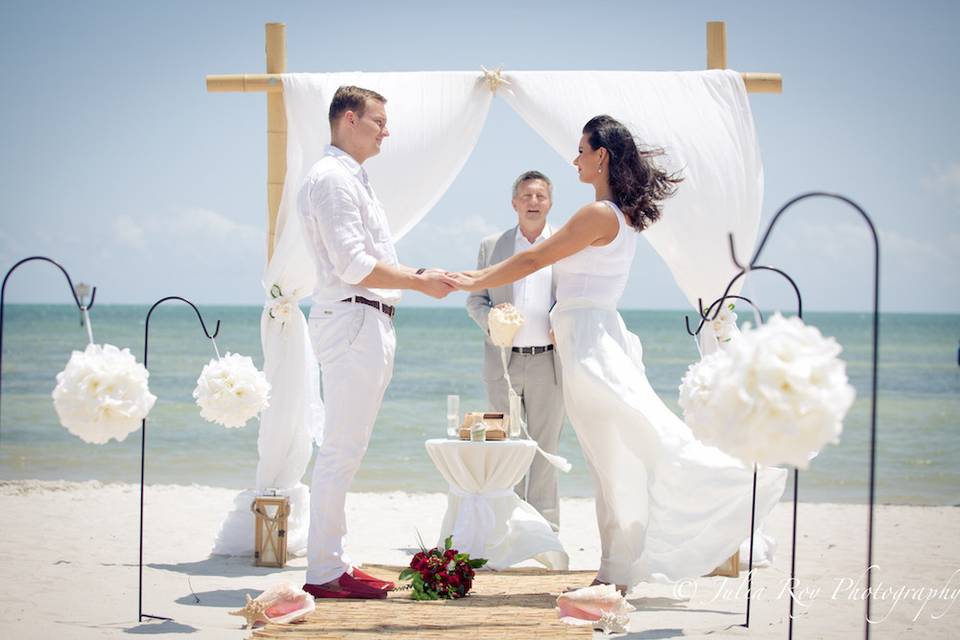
[328, 85, 387, 125]
[512, 170, 553, 198]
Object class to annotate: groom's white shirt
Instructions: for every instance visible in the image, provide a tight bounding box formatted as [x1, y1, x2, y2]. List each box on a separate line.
[511, 225, 553, 347]
[298, 144, 401, 306]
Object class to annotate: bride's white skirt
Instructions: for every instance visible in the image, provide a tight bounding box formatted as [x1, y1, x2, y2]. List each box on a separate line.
[551, 300, 787, 586]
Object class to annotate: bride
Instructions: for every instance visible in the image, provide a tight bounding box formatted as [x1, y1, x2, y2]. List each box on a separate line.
[453, 115, 786, 590]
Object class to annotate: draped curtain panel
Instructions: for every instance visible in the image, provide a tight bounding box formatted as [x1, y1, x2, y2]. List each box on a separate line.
[215, 72, 494, 556]
[501, 69, 763, 309]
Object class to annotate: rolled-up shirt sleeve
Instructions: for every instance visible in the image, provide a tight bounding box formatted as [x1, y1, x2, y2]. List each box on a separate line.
[306, 175, 378, 285]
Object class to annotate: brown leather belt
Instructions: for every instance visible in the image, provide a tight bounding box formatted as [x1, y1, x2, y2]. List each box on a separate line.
[340, 296, 396, 319]
[511, 345, 554, 355]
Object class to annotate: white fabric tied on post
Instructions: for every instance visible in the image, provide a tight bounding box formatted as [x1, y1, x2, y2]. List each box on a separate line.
[480, 66, 510, 93]
[214, 72, 494, 557]
[448, 484, 514, 559]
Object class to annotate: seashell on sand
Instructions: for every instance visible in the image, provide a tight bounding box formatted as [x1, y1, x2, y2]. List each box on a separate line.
[229, 582, 315, 628]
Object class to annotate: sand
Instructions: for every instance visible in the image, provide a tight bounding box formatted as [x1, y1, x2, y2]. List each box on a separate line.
[0, 480, 957, 639]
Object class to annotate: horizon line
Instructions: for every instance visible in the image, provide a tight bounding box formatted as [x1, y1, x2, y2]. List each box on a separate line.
[2, 302, 957, 316]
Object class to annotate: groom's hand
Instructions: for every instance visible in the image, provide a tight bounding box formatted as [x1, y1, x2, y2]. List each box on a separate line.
[417, 269, 458, 299]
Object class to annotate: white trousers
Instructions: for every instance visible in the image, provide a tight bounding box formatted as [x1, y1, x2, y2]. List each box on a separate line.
[306, 302, 395, 585]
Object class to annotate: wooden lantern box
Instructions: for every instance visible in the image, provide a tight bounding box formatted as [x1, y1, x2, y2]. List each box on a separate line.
[251, 495, 290, 567]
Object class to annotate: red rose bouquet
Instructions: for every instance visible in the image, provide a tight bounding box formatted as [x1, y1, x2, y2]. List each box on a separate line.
[398, 535, 487, 600]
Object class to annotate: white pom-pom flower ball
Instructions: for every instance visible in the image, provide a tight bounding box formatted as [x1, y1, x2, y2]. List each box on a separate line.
[680, 313, 855, 469]
[52, 343, 157, 445]
[193, 353, 271, 428]
[678, 349, 730, 420]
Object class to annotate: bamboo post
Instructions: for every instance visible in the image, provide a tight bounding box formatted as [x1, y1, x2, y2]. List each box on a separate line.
[265, 23, 286, 262]
[707, 21, 728, 69]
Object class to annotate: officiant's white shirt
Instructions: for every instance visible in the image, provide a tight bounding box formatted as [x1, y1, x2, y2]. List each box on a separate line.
[298, 144, 401, 306]
[512, 225, 553, 347]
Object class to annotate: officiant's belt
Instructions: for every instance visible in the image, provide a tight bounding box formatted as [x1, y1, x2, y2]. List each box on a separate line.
[340, 296, 396, 319]
[511, 345, 554, 355]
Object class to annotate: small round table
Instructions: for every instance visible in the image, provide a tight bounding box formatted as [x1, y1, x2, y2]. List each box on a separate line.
[424, 438, 568, 570]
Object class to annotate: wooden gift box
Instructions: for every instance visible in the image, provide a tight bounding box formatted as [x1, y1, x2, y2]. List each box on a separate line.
[458, 412, 509, 441]
[251, 495, 290, 567]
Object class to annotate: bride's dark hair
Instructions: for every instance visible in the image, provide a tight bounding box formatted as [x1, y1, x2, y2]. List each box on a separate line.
[583, 115, 683, 231]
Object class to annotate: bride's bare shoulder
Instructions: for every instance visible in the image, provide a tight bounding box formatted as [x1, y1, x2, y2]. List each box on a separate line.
[569, 201, 618, 231]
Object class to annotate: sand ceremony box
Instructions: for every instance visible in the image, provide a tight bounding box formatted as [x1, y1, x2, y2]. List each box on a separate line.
[250, 564, 594, 639]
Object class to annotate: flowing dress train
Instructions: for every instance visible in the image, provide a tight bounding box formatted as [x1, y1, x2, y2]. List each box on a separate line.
[550, 201, 787, 586]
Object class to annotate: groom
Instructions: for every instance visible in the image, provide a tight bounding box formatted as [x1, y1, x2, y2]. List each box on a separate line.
[466, 170, 565, 530]
[298, 85, 456, 599]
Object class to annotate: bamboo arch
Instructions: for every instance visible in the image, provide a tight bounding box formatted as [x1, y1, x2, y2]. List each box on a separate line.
[205, 21, 782, 262]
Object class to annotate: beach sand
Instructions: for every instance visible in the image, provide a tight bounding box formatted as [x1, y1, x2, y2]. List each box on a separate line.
[0, 480, 956, 639]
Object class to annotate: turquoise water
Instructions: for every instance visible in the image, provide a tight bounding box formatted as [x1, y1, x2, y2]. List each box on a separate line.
[0, 304, 957, 505]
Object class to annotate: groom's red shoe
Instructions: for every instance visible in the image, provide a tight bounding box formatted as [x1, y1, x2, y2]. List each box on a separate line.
[303, 573, 388, 600]
[351, 567, 396, 591]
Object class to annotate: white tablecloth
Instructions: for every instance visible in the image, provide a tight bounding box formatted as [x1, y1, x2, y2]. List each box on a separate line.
[424, 439, 569, 570]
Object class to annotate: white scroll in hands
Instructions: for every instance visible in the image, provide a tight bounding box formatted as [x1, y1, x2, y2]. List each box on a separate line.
[488, 304, 571, 473]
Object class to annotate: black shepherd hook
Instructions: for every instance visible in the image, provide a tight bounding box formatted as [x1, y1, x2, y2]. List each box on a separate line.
[683, 292, 764, 630]
[0, 256, 97, 438]
[711, 191, 879, 640]
[690, 242, 806, 634]
[138, 296, 220, 623]
[754, 192, 878, 640]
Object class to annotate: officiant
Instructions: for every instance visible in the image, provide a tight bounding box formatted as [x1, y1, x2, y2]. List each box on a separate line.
[466, 170, 565, 531]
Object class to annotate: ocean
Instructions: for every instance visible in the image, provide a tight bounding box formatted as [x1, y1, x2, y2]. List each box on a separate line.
[0, 304, 957, 505]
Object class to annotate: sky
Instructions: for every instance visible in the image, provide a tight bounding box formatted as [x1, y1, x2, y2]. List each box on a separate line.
[1, 0, 957, 312]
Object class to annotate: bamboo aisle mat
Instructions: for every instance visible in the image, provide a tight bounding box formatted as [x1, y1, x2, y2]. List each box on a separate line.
[250, 564, 596, 639]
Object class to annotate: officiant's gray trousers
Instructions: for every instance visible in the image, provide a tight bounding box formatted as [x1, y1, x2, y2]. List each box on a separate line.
[485, 350, 565, 530]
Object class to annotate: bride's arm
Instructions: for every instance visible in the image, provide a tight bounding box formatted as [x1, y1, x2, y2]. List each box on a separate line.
[454, 202, 618, 291]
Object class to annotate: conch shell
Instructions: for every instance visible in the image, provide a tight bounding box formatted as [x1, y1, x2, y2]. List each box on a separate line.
[488, 303, 525, 348]
[556, 584, 635, 634]
[229, 582, 315, 628]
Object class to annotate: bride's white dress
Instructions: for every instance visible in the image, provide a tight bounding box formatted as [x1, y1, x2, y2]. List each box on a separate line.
[550, 201, 787, 586]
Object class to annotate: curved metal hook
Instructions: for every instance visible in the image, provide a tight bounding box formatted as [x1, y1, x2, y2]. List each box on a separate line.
[1, 256, 97, 435]
[708, 265, 803, 321]
[750, 191, 879, 267]
[727, 233, 746, 271]
[142, 296, 220, 367]
[684, 294, 765, 336]
[1, 256, 98, 311]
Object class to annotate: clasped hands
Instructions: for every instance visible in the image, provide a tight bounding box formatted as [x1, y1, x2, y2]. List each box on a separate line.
[416, 268, 482, 299]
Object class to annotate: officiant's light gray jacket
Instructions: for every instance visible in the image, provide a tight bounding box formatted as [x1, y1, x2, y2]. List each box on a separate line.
[465, 226, 561, 384]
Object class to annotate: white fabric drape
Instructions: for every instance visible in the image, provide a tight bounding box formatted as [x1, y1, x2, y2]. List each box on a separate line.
[425, 439, 569, 570]
[500, 70, 763, 309]
[281, 72, 495, 242]
[213, 72, 493, 556]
